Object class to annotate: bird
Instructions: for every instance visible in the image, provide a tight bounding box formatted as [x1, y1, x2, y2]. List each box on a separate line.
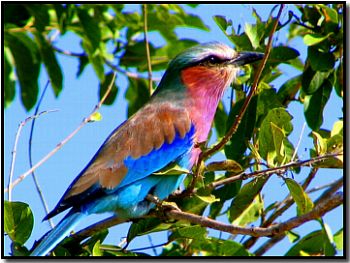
[30, 42, 263, 256]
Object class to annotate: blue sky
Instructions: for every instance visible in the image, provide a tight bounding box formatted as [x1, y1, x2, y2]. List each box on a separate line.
[4, 4, 343, 256]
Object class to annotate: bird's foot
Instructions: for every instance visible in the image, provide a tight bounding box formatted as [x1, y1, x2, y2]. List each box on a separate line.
[161, 201, 181, 212]
[146, 194, 180, 220]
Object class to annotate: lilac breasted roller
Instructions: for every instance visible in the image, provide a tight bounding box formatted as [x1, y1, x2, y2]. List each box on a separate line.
[30, 42, 263, 256]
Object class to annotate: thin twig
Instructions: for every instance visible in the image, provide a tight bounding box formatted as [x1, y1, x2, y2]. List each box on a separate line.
[5, 73, 117, 193]
[29, 81, 55, 228]
[7, 110, 58, 200]
[142, 4, 153, 94]
[209, 153, 341, 190]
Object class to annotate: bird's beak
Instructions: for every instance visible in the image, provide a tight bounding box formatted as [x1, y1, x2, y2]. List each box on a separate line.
[230, 51, 264, 66]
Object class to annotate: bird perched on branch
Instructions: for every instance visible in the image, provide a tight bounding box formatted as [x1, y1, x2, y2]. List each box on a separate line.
[30, 42, 263, 256]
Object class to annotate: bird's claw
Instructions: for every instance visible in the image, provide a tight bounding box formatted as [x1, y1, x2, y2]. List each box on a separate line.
[161, 201, 181, 212]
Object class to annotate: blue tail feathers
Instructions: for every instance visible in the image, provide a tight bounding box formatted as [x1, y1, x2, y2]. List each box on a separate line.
[30, 211, 85, 256]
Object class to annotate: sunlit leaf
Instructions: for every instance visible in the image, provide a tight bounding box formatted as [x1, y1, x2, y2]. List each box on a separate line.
[333, 228, 343, 250]
[303, 33, 332, 46]
[89, 112, 102, 122]
[4, 48, 16, 108]
[4, 201, 34, 245]
[285, 178, 314, 216]
[232, 195, 263, 226]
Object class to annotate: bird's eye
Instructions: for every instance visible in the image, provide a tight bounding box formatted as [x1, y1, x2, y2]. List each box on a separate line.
[206, 55, 222, 64]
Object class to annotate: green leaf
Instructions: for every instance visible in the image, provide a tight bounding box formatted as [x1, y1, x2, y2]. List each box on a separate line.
[229, 33, 253, 51]
[300, 6, 321, 26]
[169, 226, 207, 241]
[304, 79, 332, 130]
[213, 101, 228, 138]
[209, 177, 242, 219]
[308, 46, 335, 72]
[287, 230, 300, 243]
[191, 237, 252, 256]
[76, 56, 89, 77]
[77, 8, 101, 51]
[127, 218, 170, 244]
[302, 67, 330, 94]
[333, 228, 343, 250]
[4, 48, 16, 108]
[333, 64, 343, 97]
[196, 194, 219, 204]
[99, 72, 118, 105]
[320, 5, 338, 24]
[213, 15, 231, 34]
[258, 108, 293, 166]
[277, 75, 302, 105]
[269, 46, 300, 63]
[286, 230, 328, 256]
[125, 78, 150, 117]
[81, 38, 105, 81]
[232, 195, 263, 226]
[92, 240, 102, 256]
[11, 242, 30, 256]
[34, 32, 63, 97]
[89, 112, 102, 122]
[5, 32, 40, 111]
[331, 120, 343, 137]
[182, 14, 209, 31]
[24, 4, 50, 32]
[4, 201, 34, 245]
[245, 23, 259, 49]
[303, 33, 332, 46]
[224, 96, 257, 163]
[229, 177, 268, 222]
[311, 131, 328, 155]
[319, 221, 336, 256]
[153, 163, 189, 176]
[284, 178, 314, 216]
[257, 88, 284, 121]
[178, 188, 212, 215]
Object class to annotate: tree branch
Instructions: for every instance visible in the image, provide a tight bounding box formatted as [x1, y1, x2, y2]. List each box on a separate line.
[209, 153, 342, 190]
[165, 192, 342, 238]
[5, 73, 116, 193]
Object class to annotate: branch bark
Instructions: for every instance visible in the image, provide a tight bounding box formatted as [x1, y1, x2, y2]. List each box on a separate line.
[165, 192, 342, 237]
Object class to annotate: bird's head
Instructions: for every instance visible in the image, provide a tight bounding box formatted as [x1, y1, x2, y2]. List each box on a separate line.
[156, 42, 263, 98]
